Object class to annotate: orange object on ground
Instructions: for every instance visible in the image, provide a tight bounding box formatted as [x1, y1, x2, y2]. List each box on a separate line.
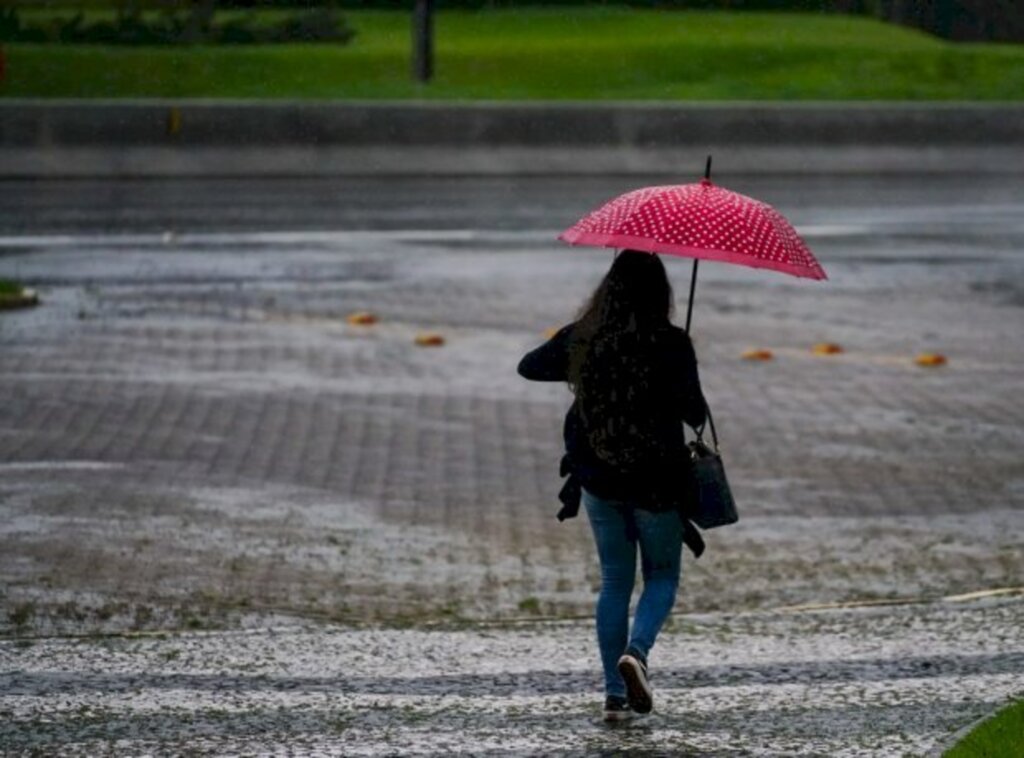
[543, 327, 559, 339]
[742, 349, 774, 361]
[415, 332, 445, 347]
[812, 343, 844, 355]
[346, 311, 378, 325]
[915, 353, 947, 367]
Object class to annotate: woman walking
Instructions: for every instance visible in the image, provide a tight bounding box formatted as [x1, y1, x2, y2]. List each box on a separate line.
[517, 250, 708, 722]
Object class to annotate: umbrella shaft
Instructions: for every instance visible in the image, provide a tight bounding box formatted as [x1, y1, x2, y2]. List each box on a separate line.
[685, 259, 699, 333]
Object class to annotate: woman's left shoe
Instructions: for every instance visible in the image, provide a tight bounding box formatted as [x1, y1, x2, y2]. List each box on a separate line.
[603, 694, 634, 722]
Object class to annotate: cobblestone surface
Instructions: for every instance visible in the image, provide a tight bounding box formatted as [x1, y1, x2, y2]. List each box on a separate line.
[1, 176, 1023, 753]
[1, 598, 1022, 755]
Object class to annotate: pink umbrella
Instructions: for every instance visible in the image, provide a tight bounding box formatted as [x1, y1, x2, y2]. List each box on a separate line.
[558, 157, 827, 331]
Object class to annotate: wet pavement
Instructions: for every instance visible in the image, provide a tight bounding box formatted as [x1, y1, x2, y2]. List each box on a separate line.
[1, 174, 1023, 754]
[2, 597, 1023, 756]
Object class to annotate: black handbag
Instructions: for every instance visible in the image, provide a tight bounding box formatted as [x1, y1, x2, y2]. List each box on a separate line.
[686, 404, 738, 530]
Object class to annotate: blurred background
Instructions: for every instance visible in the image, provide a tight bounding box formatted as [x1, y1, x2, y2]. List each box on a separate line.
[2, 1, 1023, 99]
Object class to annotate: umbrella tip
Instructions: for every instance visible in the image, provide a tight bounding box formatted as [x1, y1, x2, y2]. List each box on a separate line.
[704, 155, 712, 180]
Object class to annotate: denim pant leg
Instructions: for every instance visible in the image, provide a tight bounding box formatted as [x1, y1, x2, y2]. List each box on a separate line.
[583, 488, 636, 698]
[628, 506, 684, 661]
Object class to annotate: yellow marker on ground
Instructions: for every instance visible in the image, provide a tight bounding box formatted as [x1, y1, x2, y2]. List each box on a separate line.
[915, 353, 947, 367]
[742, 349, 773, 361]
[812, 343, 844, 355]
[415, 333, 445, 347]
[346, 311, 378, 326]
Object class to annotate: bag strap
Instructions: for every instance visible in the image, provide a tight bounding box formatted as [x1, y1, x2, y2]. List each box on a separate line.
[685, 398, 719, 451]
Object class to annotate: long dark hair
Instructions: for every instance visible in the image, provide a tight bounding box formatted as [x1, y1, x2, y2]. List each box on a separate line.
[567, 249, 674, 389]
[567, 250, 676, 467]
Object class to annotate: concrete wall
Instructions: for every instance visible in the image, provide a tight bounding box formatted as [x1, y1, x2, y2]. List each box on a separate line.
[2, 100, 1023, 177]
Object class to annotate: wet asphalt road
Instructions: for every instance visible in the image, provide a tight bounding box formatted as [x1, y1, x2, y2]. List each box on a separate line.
[4, 174, 1024, 312]
[2, 174, 1023, 238]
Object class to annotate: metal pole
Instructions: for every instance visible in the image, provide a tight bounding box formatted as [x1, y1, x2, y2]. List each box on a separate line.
[686, 154, 712, 332]
[685, 259, 699, 333]
[412, 0, 434, 83]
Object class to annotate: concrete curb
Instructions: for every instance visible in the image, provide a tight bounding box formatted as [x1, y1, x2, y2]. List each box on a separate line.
[3, 100, 1024, 177]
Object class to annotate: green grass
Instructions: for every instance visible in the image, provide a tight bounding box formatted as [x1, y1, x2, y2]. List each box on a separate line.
[0, 280, 25, 296]
[3, 9, 1024, 99]
[945, 699, 1024, 757]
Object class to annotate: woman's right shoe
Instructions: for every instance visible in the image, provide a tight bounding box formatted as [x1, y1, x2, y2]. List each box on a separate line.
[617, 647, 653, 714]
[603, 694, 634, 722]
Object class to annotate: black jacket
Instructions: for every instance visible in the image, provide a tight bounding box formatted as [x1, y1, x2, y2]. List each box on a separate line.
[517, 321, 708, 556]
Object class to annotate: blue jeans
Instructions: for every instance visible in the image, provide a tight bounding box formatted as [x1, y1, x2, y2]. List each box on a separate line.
[583, 487, 683, 698]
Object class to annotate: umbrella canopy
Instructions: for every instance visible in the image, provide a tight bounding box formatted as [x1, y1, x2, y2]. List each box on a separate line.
[558, 178, 827, 282]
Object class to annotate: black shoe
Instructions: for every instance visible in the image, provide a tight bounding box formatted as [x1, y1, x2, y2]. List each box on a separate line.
[617, 647, 652, 714]
[603, 694, 633, 722]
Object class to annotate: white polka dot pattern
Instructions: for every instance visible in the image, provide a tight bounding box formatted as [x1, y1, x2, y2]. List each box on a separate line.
[558, 179, 827, 281]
